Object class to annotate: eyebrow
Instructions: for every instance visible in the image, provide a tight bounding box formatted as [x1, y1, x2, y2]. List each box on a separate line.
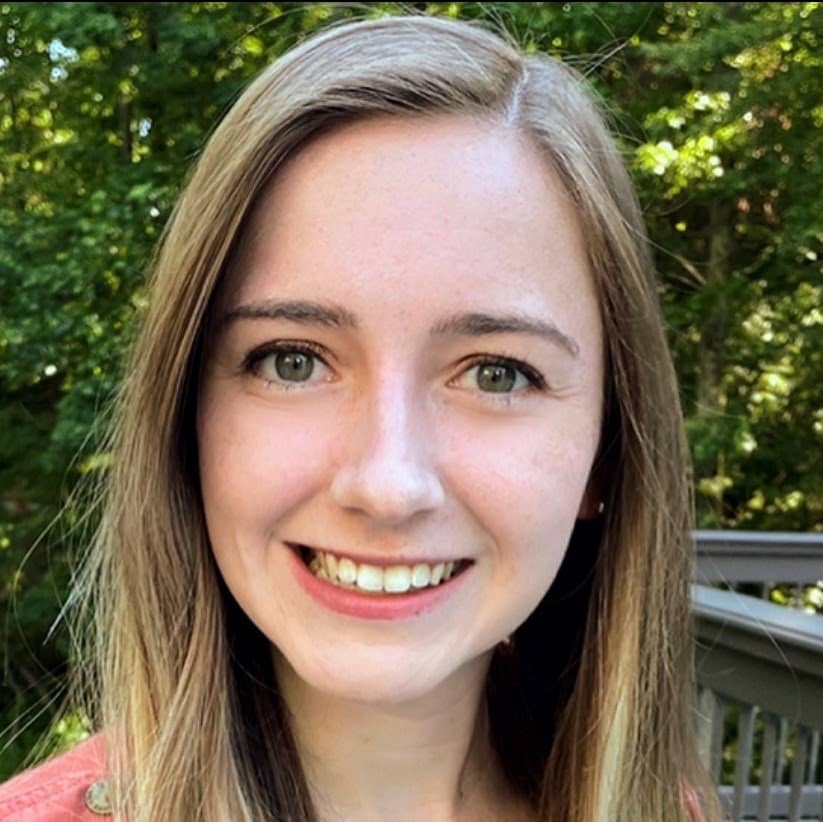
[222, 299, 580, 358]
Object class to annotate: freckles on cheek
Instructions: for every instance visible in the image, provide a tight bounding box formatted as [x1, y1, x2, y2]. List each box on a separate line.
[198, 396, 334, 535]
[457, 430, 583, 505]
[444, 422, 593, 550]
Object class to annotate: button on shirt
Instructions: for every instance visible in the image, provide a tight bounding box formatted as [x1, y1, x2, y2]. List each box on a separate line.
[0, 735, 110, 820]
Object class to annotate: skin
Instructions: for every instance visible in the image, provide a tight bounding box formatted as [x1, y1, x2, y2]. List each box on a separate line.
[197, 115, 604, 821]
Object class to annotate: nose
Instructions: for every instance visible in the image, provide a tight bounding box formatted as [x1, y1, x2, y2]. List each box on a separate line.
[330, 377, 445, 525]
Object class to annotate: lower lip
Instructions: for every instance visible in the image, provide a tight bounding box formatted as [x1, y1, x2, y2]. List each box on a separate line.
[286, 545, 472, 621]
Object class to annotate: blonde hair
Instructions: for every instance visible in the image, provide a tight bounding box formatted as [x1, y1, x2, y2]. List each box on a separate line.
[72, 13, 718, 821]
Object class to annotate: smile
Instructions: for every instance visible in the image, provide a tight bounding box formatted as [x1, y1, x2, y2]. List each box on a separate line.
[298, 545, 470, 596]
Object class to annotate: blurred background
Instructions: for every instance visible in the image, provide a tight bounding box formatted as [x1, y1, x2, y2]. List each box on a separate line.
[0, 0, 820, 805]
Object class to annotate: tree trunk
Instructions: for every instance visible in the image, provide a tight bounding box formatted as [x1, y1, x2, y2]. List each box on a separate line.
[697, 199, 733, 521]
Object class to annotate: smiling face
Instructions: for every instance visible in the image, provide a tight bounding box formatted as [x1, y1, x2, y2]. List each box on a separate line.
[197, 115, 604, 704]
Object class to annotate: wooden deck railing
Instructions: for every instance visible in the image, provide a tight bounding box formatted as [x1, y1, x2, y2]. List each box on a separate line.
[696, 529, 823, 592]
[693, 531, 823, 821]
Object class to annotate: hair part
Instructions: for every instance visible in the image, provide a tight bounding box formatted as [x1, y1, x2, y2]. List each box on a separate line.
[72, 13, 718, 821]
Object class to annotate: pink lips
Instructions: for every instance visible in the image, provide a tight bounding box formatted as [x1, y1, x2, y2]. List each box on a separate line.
[286, 544, 471, 621]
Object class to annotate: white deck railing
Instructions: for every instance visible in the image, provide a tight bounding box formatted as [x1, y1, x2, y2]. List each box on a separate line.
[693, 531, 823, 821]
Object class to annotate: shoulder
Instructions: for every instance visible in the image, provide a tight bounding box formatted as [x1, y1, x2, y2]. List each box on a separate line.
[0, 734, 111, 820]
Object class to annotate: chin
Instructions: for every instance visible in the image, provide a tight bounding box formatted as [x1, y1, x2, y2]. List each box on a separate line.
[278, 645, 441, 704]
[282, 639, 496, 708]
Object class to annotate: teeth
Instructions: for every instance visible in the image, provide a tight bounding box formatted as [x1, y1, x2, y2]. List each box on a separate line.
[384, 566, 411, 593]
[356, 563, 384, 592]
[309, 554, 325, 576]
[411, 563, 431, 588]
[337, 557, 357, 585]
[305, 549, 464, 595]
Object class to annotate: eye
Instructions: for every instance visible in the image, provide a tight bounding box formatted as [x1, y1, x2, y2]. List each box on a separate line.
[454, 356, 547, 398]
[243, 342, 332, 389]
[241, 344, 547, 399]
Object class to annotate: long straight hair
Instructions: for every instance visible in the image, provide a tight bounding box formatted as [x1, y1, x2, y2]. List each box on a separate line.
[72, 14, 718, 821]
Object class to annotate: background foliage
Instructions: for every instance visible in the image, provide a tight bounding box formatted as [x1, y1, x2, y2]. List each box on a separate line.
[1, 2, 821, 779]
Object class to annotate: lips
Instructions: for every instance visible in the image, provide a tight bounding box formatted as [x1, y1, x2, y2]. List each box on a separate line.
[292, 543, 470, 595]
[285, 542, 473, 620]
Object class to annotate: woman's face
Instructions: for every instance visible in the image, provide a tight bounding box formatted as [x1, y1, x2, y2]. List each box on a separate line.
[197, 115, 604, 704]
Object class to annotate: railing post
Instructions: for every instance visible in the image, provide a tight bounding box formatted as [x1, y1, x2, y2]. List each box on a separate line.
[757, 712, 779, 822]
[788, 727, 811, 822]
[692, 580, 823, 820]
[697, 687, 723, 779]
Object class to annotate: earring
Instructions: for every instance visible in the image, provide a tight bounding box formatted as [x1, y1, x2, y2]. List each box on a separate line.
[596, 501, 605, 515]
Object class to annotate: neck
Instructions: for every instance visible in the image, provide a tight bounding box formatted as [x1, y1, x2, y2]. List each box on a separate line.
[273, 650, 521, 822]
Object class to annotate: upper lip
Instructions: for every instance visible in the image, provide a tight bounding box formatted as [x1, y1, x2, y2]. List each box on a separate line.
[286, 542, 469, 568]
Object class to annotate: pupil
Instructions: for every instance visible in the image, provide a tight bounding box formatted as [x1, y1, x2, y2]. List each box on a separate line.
[478, 363, 515, 393]
[275, 352, 313, 381]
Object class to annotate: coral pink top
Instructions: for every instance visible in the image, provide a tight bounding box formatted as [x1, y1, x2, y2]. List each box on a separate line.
[0, 735, 110, 820]
[0, 733, 708, 821]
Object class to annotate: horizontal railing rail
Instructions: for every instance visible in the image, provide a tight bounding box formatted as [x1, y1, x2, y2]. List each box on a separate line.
[693, 585, 823, 730]
[694, 530, 823, 586]
[692, 583, 823, 821]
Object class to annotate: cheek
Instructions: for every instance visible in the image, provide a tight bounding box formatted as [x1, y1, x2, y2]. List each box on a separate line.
[440, 411, 595, 564]
[197, 390, 336, 541]
[445, 412, 594, 511]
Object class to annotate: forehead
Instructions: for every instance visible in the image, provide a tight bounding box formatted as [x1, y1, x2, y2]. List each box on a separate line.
[223, 115, 596, 342]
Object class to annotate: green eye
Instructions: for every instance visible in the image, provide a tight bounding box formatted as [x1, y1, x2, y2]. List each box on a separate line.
[244, 343, 329, 389]
[460, 356, 544, 397]
[272, 350, 315, 382]
[475, 362, 518, 393]
[243, 344, 546, 399]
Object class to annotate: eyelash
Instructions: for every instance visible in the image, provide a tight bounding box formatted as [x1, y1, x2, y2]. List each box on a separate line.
[241, 341, 548, 401]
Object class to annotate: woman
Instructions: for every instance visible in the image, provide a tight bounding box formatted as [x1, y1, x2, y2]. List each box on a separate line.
[0, 14, 718, 821]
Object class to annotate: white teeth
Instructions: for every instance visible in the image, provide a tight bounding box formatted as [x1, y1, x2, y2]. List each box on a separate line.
[337, 557, 357, 585]
[384, 566, 411, 593]
[411, 563, 431, 588]
[356, 563, 384, 592]
[305, 549, 465, 594]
